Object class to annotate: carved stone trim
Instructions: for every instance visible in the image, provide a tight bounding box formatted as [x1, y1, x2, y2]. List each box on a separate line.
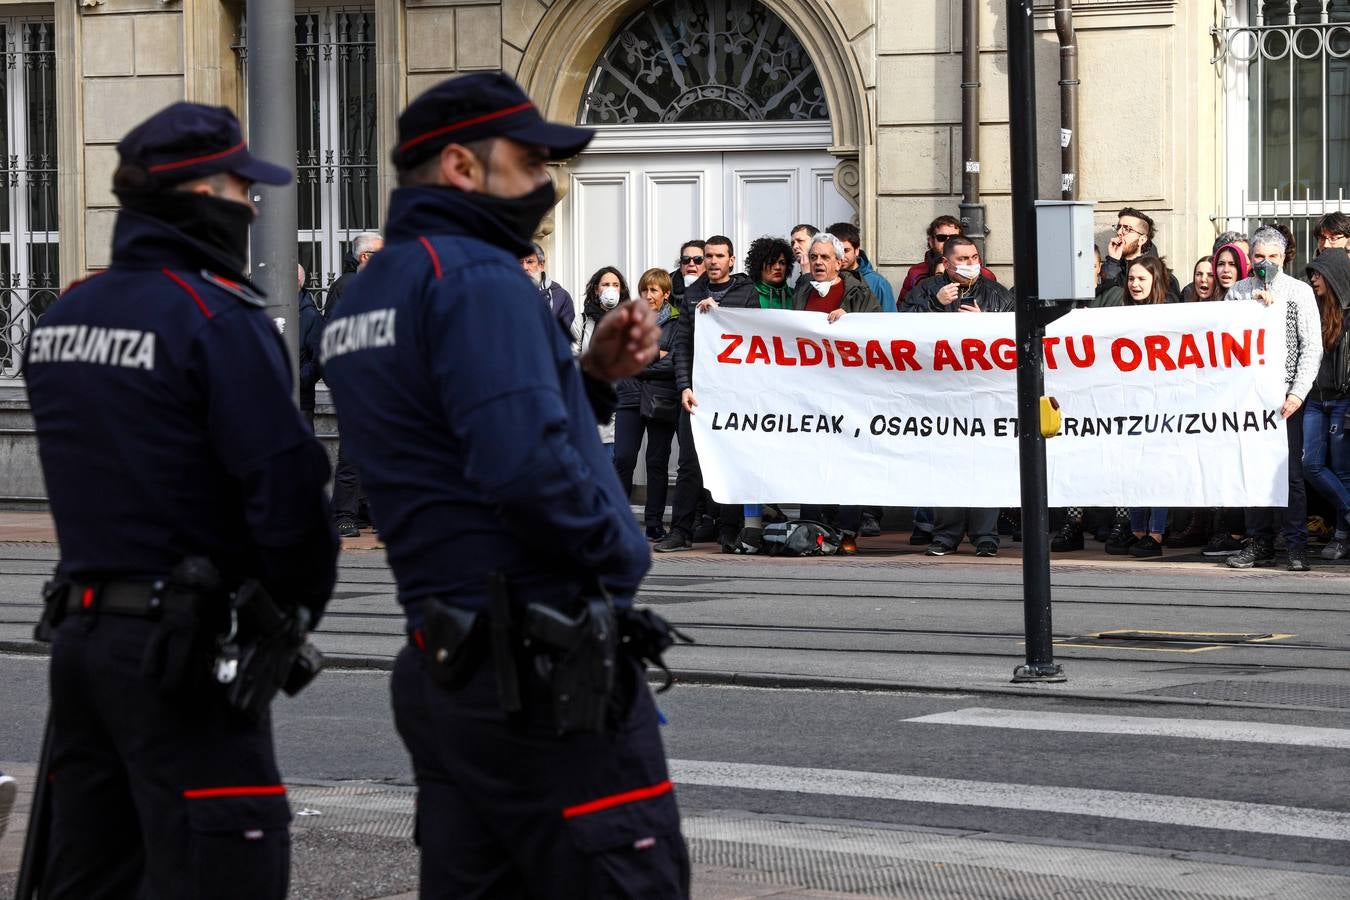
[833, 156, 861, 223]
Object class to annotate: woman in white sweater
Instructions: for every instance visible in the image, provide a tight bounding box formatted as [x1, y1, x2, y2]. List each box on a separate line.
[1223, 226, 1323, 571]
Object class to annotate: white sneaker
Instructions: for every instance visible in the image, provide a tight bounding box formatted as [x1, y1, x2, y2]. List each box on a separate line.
[0, 772, 16, 842]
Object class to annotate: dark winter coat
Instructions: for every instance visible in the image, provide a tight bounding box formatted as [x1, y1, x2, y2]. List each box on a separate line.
[298, 289, 325, 411]
[637, 302, 681, 421]
[672, 272, 757, 393]
[1307, 248, 1350, 400]
[902, 273, 1014, 312]
[324, 251, 360, 317]
[790, 268, 882, 313]
[1098, 245, 1182, 302]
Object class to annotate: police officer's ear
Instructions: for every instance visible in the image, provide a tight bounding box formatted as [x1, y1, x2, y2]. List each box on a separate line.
[439, 141, 491, 193]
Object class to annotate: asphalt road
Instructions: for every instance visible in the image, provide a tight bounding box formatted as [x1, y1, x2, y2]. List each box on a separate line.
[3, 542, 1350, 897]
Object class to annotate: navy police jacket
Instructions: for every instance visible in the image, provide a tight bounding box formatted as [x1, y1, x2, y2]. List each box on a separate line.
[23, 211, 339, 622]
[321, 187, 650, 622]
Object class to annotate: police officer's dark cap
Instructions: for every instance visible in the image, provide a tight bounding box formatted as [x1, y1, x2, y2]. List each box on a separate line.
[393, 73, 594, 169]
[117, 102, 292, 189]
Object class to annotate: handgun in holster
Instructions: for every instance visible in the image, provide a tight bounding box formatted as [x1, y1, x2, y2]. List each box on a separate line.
[523, 594, 618, 735]
[214, 580, 324, 720]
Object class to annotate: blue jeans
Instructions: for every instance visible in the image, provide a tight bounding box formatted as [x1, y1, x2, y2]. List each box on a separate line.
[1129, 507, 1167, 535]
[1303, 399, 1350, 538]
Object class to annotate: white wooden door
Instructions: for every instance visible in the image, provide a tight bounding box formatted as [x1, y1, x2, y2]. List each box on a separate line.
[556, 149, 852, 302]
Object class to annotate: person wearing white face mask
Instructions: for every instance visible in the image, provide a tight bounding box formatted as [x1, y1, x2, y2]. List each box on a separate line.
[789, 232, 881, 318]
[901, 236, 1014, 314]
[578, 266, 635, 457]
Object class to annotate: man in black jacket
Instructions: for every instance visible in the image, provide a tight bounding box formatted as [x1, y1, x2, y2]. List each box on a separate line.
[656, 235, 756, 552]
[330, 231, 383, 537]
[1097, 207, 1181, 301]
[904, 236, 1009, 557]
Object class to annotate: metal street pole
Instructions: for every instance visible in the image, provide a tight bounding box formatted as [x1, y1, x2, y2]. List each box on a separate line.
[1007, 0, 1065, 683]
[246, 0, 299, 404]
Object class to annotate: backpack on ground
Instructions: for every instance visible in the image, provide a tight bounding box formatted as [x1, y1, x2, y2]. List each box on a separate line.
[759, 519, 844, 557]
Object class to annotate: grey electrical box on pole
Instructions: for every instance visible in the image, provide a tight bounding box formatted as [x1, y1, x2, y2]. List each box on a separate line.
[246, 0, 299, 404]
[1035, 200, 1096, 301]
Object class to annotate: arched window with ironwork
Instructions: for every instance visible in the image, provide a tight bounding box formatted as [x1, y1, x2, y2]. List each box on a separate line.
[579, 0, 827, 125]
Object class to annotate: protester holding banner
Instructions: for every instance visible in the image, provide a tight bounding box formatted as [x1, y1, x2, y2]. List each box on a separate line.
[1224, 226, 1323, 571]
[1213, 243, 1249, 300]
[659, 236, 757, 552]
[1303, 248, 1350, 560]
[903, 237, 1014, 314]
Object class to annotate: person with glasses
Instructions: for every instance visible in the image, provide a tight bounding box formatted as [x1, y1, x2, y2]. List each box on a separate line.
[671, 240, 707, 311]
[1098, 207, 1181, 301]
[1316, 211, 1350, 257]
[899, 215, 996, 302]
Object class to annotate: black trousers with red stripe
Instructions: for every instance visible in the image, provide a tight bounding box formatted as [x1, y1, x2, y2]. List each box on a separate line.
[44, 614, 291, 900]
[391, 643, 690, 899]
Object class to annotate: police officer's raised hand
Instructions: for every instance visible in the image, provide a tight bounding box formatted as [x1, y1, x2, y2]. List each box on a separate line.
[579, 300, 659, 382]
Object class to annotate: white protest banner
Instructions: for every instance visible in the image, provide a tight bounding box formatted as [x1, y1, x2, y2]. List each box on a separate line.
[690, 304, 1288, 508]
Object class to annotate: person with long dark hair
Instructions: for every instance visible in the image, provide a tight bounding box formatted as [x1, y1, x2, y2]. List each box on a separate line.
[1182, 256, 1216, 302]
[1212, 243, 1249, 300]
[578, 265, 632, 457]
[1304, 248, 1350, 558]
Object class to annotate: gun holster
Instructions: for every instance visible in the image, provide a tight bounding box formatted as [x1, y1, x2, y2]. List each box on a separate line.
[417, 600, 485, 688]
[617, 607, 693, 692]
[524, 596, 617, 735]
[34, 579, 70, 643]
[216, 580, 323, 720]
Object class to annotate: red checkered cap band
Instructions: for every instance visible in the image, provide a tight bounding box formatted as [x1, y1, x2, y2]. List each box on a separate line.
[147, 140, 248, 174]
[397, 101, 537, 154]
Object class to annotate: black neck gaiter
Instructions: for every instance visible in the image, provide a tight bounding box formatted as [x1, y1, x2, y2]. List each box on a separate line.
[119, 190, 254, 276]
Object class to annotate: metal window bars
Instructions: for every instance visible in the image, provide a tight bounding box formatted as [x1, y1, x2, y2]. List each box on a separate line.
[235, 7, 378, 313]
[1212, 1, 1349, 267]
[0, 20, 57, 379]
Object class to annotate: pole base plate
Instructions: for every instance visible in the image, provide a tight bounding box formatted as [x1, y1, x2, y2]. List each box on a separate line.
[1011, 663, 1067, 683]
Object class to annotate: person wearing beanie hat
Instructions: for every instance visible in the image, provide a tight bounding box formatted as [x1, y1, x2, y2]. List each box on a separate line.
[21, 102, 339, 896]
[322, 72, 689, 897]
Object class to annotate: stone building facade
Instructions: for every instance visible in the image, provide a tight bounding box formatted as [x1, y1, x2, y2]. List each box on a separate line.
[0, 0, 1344, 500]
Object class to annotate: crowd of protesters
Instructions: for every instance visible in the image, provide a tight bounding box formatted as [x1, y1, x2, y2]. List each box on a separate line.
[308, 209, 1350, 570]
[522, 207, 1350, 569]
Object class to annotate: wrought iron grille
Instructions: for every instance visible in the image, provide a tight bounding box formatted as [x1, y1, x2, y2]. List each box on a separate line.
[579, 0, 827, 124]
[0, 20, 57, 379]
[236, 7, 378, 309]
[1212, 1, 1350, 266]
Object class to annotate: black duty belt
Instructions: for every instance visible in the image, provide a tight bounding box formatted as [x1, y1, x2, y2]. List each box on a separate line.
[64, 580, 194, 617]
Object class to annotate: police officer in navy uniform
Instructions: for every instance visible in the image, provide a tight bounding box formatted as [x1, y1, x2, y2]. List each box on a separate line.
[23, 103, 338, 898]
[322, 73, 690, 898]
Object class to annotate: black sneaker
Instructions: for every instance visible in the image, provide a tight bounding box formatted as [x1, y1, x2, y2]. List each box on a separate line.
[1104, 524, 1136, 555]
[0, 771, 14, 844]
[336, 519, 360, 538]
[909, 529, 933, 546]
[1051, 520, 1084, 552]
[645, 526, 667, 542]
[1226, 538, 1275, 569]
[1202, 533, 1244, 557]
[1129, 535, 1162, 558]
[655, 531, 692, 553]
[926, 541, 955, 557]
[975, 541, 998, 557]
[859, 513, 882, 537]
[717, 527, 741, 554]
[1287, 548, 1311, 572]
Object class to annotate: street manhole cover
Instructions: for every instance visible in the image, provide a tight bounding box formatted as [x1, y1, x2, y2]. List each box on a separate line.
[1141, 680, 1350, 708]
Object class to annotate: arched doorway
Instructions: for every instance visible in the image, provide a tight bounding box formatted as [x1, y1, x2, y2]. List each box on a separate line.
[533, 0, 861, 296]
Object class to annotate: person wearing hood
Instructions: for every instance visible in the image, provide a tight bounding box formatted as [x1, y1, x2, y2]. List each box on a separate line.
[1212, 242, 1249, 300]
[1303, 248, 1350, 559]
[658, 235, 758, 552]
[1224, 226, 1323, 572]
[520, 241, 576, 345]
[577, 266, 633, 455]
[321, 73, 687, 897]
[622, 268, 683, 541]
[829, 221, 896, 312]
